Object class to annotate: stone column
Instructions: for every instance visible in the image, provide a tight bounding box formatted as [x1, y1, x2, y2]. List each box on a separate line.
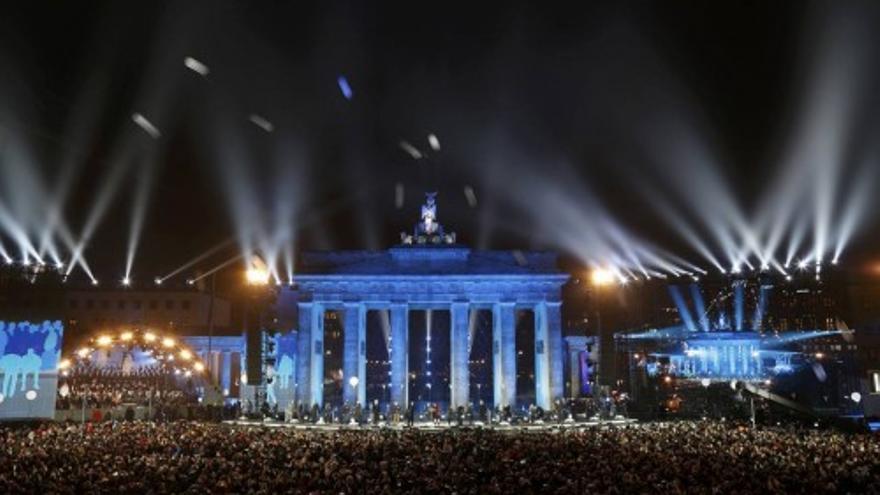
[533, 303, 551, 409]
[343, 303, 366, 405]
[295, 303, 312, 406]
[295, 302, 324, 407]
[212, 352, 222, 385]
[356, 305, 367, 406]
[493, 302, 516, 408]
[569, 350, 581, 399]
[221, 351, 232, 397]
[390, 303, 409, 407]
[310, 304, 325, 407]
[231, 351, 241, 399]
[546, 302, 564, 402]
[450, 302, 470, 408]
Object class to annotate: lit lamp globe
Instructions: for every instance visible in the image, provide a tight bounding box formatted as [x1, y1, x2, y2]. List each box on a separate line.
[349, 376, 360, 389]
[851, 392, 862, 403]
[25, 390, 37, 401]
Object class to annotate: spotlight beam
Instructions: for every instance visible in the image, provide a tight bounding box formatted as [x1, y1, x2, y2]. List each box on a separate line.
[0, 240, 11, 263]
[159, 237, 236, 282]
[124, 154, 157, 280]
[66, 146, 136, 275]
[832, 162, 875, 261]
[189, 253, 244, 283]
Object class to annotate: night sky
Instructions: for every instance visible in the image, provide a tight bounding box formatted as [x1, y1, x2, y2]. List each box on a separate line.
[1, 1, 878, 288]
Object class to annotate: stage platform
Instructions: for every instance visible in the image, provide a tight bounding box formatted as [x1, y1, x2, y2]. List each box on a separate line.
[222, 417, 638, 432]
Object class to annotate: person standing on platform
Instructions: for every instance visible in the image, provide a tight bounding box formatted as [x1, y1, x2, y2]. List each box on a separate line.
[406, 402, 415, 427]
[391, 402, 400, 423]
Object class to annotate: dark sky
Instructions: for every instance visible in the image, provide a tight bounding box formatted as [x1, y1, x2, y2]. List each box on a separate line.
[0, 1, 878, 287]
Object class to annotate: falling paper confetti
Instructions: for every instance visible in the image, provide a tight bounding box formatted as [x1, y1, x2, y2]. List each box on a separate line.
[394, 183, 405, 209]
[428, 133, 441, 151]
[512, 250, 528, 267]
[812, 362, 827, 382]
[464, 185, 477, 207]
[131, 113, 161, 139]
[249, 114, 274, 132]
[399, 140, 423, 160]
[337, 75, 353, 100]
[183, 56, 210, 76]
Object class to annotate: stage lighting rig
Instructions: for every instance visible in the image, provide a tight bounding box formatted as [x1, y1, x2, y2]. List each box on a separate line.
[246, 256, 271, 286]
[590, 268, 615, 287]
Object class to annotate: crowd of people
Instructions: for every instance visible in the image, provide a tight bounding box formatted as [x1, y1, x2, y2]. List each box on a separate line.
[1, 420, 878, 493]
[256, 398, 582, 426]
[55, 366, 199, 410]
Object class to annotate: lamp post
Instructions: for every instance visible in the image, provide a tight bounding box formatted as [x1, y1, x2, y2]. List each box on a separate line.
[244, 258, 271, 408]
[588, 268, 613, 392]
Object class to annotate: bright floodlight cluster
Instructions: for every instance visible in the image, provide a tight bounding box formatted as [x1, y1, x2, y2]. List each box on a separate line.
[60, 328, 210, 378]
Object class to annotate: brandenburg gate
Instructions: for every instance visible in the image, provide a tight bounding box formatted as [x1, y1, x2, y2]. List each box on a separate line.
[287, 194, 568, 410]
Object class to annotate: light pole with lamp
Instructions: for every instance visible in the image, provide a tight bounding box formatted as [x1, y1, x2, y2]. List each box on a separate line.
[588, 268, 614, 391]
[244, 258, 271, 409]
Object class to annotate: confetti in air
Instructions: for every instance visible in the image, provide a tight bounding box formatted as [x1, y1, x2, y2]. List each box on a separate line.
[464, 186, 477, 207]
[395, 183, 405, 209]
[428, 133, 441, 151]
[512, 250, 528, 266]
[248, 114, 274, 133]
[183, 56, 210, 76]
[131, 113, 161, 139]
[399, 140, 423, 160]
[337, 75, 353, 100]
